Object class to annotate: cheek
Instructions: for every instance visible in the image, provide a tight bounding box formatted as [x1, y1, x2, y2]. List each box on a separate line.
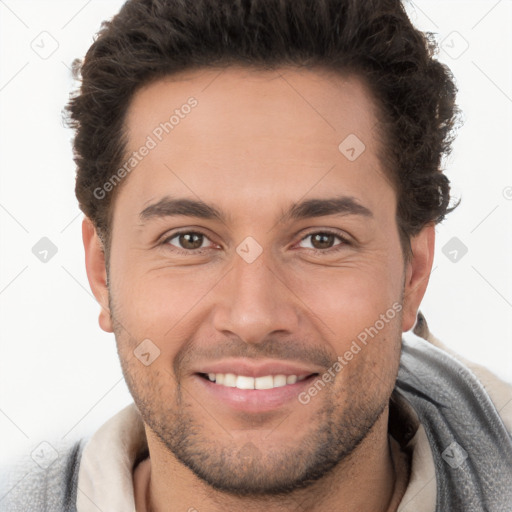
[282, 254, 404, 388]
[110, 262, 224, 343]
[284, 257, 404, 337]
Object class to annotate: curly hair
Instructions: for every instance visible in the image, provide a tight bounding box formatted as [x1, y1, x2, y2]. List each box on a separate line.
[66, 0, 460, 261]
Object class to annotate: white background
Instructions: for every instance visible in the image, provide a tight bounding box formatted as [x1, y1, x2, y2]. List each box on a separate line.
[0, 0, 511, 477]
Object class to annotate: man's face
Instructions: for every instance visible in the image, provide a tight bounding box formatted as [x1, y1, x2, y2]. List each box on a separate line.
[93, 67, 423, 494]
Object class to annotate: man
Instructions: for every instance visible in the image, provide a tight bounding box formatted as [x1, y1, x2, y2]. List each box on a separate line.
[2, 0, 512, 510]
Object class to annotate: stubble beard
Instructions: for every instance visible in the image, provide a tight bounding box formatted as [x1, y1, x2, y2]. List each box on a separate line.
[110, 292, 402, 497]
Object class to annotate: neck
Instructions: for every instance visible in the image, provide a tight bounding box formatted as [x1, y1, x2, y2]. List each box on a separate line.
[134, 407, 409, 512]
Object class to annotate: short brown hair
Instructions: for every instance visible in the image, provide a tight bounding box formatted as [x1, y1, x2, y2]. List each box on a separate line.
[66, 0, 460, 260]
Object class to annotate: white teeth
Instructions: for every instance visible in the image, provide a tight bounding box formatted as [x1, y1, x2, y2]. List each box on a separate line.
[273, 375, 287, 387]
[255, 375, 274, 390]
[223, 373, 237, 387]
[204, 372, 310, 389]
[236, 375, 255, 389]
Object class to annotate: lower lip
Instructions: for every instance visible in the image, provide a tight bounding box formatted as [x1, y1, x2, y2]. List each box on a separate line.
[193, 374, 318, 413]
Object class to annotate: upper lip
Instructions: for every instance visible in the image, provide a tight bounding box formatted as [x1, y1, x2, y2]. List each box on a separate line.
[194, 358, 321, 378]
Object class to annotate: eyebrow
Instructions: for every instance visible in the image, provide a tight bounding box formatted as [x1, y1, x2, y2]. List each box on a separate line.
[139, 195, 373, 224]
[283, 196, 373, 222]
[140, 197, 224, 222]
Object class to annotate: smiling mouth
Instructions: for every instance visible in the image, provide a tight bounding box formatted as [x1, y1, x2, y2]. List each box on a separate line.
[197, 372, 319, 390]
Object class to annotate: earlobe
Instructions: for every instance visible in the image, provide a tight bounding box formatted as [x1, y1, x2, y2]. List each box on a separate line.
[401, 223, 435, 332]
[82, 217, 113, 333]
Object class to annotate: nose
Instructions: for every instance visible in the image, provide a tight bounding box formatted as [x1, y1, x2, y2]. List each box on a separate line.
[211, 250, 300, 345]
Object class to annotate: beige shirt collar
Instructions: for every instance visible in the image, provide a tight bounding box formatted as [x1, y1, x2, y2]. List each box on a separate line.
[76, 397, 437, 512]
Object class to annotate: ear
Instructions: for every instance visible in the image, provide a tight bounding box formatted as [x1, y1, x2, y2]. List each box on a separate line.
[82, 217, 113, 333]
[402, 223, 435, 332]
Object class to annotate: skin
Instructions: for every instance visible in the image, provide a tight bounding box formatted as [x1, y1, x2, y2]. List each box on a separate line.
[83, 67, 435, 512]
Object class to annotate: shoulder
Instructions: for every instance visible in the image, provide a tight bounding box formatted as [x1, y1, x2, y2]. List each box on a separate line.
[397, 313, 512, 508]
[411, 311, 512, 435]
[0, 438, 85, 512]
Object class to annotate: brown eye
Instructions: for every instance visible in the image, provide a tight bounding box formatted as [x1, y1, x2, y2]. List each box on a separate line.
[298, 231, 348, 251]
[167, 232, 207, 250]
[310, 233, 336, 249]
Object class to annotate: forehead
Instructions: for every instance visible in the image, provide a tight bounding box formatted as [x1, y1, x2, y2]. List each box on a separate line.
[118, 66, 392, 220]
[125, 66, 380, 150]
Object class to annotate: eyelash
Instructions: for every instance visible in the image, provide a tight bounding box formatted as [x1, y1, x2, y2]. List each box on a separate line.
[297, 229, 351, 254]
[160, 229, 351, 255]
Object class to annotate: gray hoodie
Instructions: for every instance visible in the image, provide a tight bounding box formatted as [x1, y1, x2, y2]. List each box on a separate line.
[1, 321, 511, 511]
